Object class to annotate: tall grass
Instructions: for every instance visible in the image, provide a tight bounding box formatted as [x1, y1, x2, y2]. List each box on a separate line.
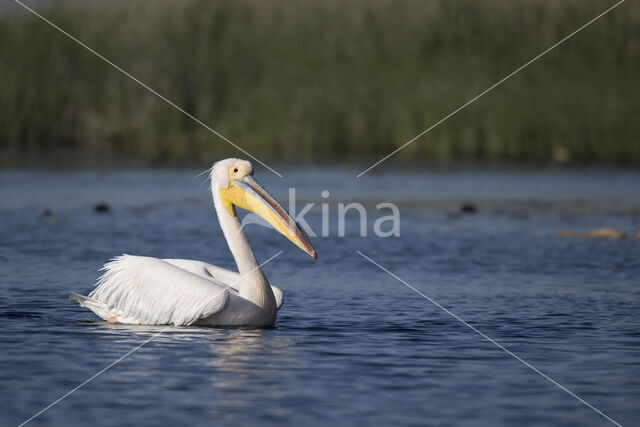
[1, 0, 638, 167]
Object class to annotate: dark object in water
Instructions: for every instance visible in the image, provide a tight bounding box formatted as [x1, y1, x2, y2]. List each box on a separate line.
[94, 203, 111, 213]
[42, 209, 52, 217]
[460, 203, 477, 214]
[557, 228, 625, 240]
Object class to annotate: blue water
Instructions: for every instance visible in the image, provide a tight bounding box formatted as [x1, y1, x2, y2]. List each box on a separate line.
[1, 168, 639, 426]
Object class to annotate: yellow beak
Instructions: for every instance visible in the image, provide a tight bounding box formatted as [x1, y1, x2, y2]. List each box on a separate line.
[220, 175, 317, 259]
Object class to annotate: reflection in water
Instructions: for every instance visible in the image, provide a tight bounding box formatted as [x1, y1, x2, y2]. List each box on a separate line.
[205, 329, 300, 417]
[209, 329, 271, 372]
[79, 323, 300, 418]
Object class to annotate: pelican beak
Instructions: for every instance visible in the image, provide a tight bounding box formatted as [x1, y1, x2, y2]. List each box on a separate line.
[220, 175, 317, 260]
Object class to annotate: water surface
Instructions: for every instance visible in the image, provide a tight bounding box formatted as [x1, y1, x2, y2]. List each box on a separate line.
[1, 168, 639, 426]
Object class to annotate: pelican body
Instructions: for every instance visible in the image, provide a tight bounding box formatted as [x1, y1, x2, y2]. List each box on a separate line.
[71, 159, 316, 327]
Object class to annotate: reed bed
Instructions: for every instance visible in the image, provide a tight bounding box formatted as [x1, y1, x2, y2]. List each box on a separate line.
[1, 0, 638, 166]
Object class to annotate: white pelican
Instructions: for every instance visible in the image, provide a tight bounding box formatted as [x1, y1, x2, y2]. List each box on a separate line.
[71, 158, 316, 327]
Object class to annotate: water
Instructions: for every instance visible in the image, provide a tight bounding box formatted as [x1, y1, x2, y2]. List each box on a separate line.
[1, 168, 639, 426]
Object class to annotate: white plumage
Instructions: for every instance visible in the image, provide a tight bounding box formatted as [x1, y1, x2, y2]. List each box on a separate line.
[162, 258, 284, 309]
[71, 158, 314, 327]
[73, 255, 230, 325]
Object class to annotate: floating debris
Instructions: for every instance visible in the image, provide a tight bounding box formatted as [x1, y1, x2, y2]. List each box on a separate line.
[94, 203, 111, 213]
[460, 203, 477, 214]
[551, 146, 571, 164]
[557, 228, 626, 240]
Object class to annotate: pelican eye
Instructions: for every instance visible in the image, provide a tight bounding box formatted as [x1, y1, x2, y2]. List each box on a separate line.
[233, 168, 238, 173]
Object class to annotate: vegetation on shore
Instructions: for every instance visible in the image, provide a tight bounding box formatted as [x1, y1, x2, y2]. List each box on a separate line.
[1, 0, 639, 167]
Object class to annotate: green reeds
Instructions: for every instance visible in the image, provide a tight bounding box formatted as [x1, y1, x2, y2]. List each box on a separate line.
[1, 0, 638, 166]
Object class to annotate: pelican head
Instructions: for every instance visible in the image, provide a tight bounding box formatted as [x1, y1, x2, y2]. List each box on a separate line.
[211, 158, 317, 259]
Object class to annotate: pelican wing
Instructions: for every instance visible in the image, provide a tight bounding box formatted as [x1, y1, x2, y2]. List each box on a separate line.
[86, 255, 230, 325]
[163, 258, 284, 309]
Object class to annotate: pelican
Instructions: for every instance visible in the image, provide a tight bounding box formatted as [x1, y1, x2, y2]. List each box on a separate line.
[71, 158, 316, 327]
